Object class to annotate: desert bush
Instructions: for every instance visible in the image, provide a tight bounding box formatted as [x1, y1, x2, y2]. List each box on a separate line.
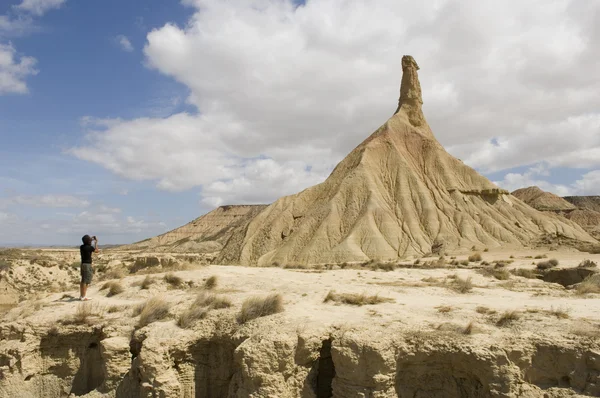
[194, 292, 232, 309]
[107, 282, 124, 297]
[177, 305, 208, 329]
[451, 276, 473, 293]
[164, 272, 184, 288]
[578, 259, 597, 268]
[413, 259, 421, 265]
[480, 267, 510, 280]
[70, 302, 104, 325]
[463, 321, 475, 335]
[204, 275, 218, 290]
[534, 254, 547, 259]
[141, 275, 155, 289]
[575, 274, 600, 295]
[237, 293, 284, 324]
[0, 259, 11, 272]
[496, 311, 520, 327]
[103, 268, 126, 280]
[108, 305, 123, 313]
[460, 260, 470, 266]
[137, 296, 170, 327]
[537, 260, 558, 270]
[549, 307, 570, 319]
[511, 268, 539, 279]
[436, 305, 453, 313]
[323, 291, 394, 306]
[476, 306, 496, 315]
[370, 262, 396, 272]
[468, 253, 482, 262]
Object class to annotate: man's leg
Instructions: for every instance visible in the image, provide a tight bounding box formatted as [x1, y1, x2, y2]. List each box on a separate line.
[80, 282, 85, 299]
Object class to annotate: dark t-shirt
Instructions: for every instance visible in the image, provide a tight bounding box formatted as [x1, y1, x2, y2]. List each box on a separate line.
[80, 244, 95, 264]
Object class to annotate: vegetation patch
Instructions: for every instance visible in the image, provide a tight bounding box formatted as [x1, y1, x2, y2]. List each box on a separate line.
[511, 268, 539, 279]
[323, 291, 394, 306]
[237, 293, 284, 324]
[451, 276, 473, 293]
[468, 252, 482, 262]
[164, 272, 184, 288]
[137, 297, 171, 327]
[536, 259, 559, 270]
[575, 274, 600, 295]
[204, 275, 218, 290]
[496, 311, 520, 327]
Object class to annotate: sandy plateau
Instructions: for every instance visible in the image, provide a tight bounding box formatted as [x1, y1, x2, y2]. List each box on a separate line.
[0, 247, 599, 397]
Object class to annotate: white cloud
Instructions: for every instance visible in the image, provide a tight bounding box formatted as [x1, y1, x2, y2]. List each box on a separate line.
[72, 0, 600, 206]
[116, 34, 133, 52]
[15, 0, 66, 16]
[495, 164, 600, 196]
[0, 194, 90, 208]
[0, 42, 37, 94]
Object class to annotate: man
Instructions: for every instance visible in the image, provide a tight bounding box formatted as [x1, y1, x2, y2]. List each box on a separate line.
[80, 234, 99, 301]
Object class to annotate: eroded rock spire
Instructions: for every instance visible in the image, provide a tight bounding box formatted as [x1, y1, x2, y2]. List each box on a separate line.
[394, 55, 425, 127]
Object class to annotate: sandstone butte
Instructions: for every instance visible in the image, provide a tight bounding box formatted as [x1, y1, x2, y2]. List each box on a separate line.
[131, 55, 596, 265]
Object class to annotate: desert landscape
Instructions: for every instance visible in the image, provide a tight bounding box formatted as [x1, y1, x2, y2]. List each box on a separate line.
[1, 56, 600, 398]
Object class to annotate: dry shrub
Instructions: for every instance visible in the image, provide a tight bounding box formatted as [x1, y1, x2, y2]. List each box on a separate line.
[537, 260, 558, 270]
[323, 291, 394, 306]
[70, 302, 104, 325]
[101, 281, 124, 297]
[468, 253, 482, 262]
[141, 275, 155, 289]
[283, 263, 311, 270]
[370, 262, 397, 272]
[177, 306, 208, 329]
[108, 305, 124, 313]
[549, 307, 570, 319]
[436, 321, 475, 335]
[480, 267, 510, 280]
[476, 306, 496, 315]
[496, 311, 520, 327]
[204, 275, 218, 290]
[463, 321, 475, 335]
[103, 268, 126, 280]
[460, 260, 469, 266]
[451, 276, 473, 293]
[164, 272, 184, 288]
[137, 296, 170, 327]
[194, 292, 232, 309]
[237, 293, 284, 324]
[578, 259, 597, 268]
[575, 274, 600, 295]
[436, 305, 453, 314]
[511, 268, 539, 279]
[534, 254, 547, 259]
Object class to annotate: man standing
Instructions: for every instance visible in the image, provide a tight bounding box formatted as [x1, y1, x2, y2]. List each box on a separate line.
[80, 235, 98, 301]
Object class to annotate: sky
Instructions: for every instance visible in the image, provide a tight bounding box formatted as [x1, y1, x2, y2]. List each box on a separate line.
[0, 0, 599, 246]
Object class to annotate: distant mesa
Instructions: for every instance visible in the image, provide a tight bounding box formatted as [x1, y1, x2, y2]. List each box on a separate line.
[514, 187, 600, 240]
[131, 56, 597, 265]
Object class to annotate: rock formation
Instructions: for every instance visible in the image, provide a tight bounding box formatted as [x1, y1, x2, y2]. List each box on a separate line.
[514, 189, 600, 240]
[123, 205, 267, 253]
[215, 56, 595, 266]
[512, 187, 576, 212]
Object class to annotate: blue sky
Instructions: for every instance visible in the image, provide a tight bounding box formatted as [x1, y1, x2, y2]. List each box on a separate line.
[1, 0, 599, 246]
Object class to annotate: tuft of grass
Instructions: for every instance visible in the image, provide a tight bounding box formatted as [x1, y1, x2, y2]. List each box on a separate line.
[323, 290, 394, 306]
[480, 267, 510, 280]
[483, 248, 489, 252]
[237, 293, 284, 324]
[436, 305, 453, 314]
[496, 311, 520, 327]
[108, 305, 123, 313]
[194, 292, 232, 309]
[534, 254, 547, 259]
[137, 296, 171, 327]
[549, 307, 570, 319]
[575, 274, 600, 295]
[578, 259, 597, 268]
[460, 260, 470, 266]
[204, 275, 218, 290]
[141, 275, 155, 289]
[463, 321, 475, 335]
[177, 306, 208, 329]
[476, 306, 496, 315]
[468, 253, 482, 262]
[103, 268, 126, 280]
[164, 272, 184, 288]
[370, 262, 397, 272]
[511, 268, 539, 279]
[70, 302, 103, 325]
[537, 259, 558, 270]
[451, 276, 473, 293]
[107, 282, 124, 297]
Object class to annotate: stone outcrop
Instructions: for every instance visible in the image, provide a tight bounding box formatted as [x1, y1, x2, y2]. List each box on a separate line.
[215, 57, 595, 266]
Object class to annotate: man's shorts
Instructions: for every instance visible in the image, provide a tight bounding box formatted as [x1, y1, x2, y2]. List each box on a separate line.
[81, 263, 93, 284]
